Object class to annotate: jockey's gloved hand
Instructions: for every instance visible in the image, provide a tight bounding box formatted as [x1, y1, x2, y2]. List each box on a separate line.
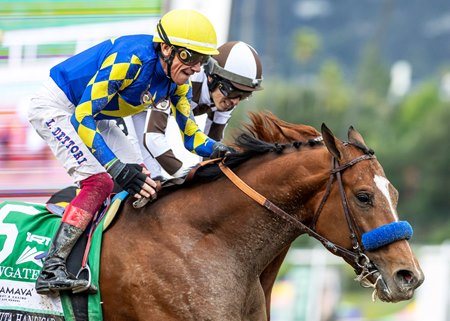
[210, 142, 236, 159]
[106, 159, 147, 195]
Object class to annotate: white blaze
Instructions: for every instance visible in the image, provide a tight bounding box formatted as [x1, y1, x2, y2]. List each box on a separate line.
[374, 175, 398, 220]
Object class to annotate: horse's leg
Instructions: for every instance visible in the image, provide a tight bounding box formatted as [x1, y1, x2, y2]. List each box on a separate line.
[259, 245, 290, 320]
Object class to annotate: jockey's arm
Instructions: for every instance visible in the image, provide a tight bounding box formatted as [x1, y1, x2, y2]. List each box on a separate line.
[171, 84, 216, 156]
[70, 54, 139, 167]
[143, 108, 185, 177]
[143, 83, 217, 177]
[202, 109, 233, 142]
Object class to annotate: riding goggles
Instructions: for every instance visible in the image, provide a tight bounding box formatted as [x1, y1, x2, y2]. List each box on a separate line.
[217, 79, 253, 100]
[174, 46, 210, 66]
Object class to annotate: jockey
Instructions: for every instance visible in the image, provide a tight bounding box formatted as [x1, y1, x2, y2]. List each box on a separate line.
[28, 9, 232, 295]
[124, 41, 264, 177]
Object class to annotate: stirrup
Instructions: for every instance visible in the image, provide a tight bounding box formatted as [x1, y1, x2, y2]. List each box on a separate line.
[73, 283, 98, 294]
[73, 264, 97, 294]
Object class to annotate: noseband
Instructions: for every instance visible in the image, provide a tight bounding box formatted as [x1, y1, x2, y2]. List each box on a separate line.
[219, 147, 412, 289]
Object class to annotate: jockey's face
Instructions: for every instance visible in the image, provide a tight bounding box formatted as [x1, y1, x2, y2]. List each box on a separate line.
[210, 85, 241, 112]
[160, 43, 203, 85]
[209, 75, 247, 112]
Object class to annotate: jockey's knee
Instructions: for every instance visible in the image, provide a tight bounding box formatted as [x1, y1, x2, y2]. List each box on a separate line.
[81, 172, 114, 197]
[65, 173, 114, 229]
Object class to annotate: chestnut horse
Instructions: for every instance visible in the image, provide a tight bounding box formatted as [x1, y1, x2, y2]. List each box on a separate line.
[99, 118, 424, 320]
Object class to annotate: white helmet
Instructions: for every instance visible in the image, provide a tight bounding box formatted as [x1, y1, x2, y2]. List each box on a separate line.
[205, 41, 263, 92]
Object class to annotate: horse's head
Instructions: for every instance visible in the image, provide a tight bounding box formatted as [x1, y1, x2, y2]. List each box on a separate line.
[314, 123, 424, 302]
[192, 112, 424, 305]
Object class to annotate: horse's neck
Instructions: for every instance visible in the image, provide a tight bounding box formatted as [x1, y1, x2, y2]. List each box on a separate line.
[194, 149, 330, 273]
[223, 206, 301, 272]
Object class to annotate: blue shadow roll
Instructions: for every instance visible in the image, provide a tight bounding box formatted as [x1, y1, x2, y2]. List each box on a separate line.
[362, 221, 413, 251]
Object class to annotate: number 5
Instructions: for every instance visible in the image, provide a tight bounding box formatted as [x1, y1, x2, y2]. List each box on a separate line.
[0, 204, 41, 264]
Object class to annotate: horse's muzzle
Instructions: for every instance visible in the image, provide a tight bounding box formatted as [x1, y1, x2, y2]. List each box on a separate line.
[376, 267, 424, 302]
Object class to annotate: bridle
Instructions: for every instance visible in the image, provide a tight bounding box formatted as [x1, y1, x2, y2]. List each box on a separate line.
[311, 153, 375, 261]
[218, 147, 382, 291]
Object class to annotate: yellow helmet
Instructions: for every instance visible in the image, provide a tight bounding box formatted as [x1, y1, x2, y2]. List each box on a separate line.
[153, 9, 219, 55]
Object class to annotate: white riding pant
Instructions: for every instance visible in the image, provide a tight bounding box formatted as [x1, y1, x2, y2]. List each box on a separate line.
[28, 78, 142, 184]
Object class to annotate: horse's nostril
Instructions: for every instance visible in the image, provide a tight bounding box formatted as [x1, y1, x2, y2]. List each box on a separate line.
[395, 269, 416, 287]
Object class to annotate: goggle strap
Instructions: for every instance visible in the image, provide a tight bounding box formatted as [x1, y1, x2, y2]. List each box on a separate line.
[206, 58, 262, 88]
[157, 20, 172, 46]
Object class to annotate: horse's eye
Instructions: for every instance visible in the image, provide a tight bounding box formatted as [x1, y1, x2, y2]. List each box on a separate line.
[356, 192, 372, 205]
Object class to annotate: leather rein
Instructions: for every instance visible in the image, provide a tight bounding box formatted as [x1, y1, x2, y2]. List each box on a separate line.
[218, 151, 376, 269]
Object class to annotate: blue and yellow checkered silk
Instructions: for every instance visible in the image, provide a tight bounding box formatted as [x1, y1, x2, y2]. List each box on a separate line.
[50, 35, 215, 166]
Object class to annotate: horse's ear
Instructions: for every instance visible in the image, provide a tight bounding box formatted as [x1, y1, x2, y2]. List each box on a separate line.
[348, 126, 367, 147]
[321, 123, 341, 160]
[348, 126, 374, 154]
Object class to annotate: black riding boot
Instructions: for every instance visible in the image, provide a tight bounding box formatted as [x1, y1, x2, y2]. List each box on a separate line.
[35, 222, 89, 294]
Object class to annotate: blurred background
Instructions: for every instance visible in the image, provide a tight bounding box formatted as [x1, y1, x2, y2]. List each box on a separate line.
[1, 0, 449, 320]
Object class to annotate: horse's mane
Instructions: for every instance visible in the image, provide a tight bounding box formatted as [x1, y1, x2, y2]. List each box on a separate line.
[188, 112, 323, 183]
[244, 111, 321, 142]
[191, 133, 322, 184]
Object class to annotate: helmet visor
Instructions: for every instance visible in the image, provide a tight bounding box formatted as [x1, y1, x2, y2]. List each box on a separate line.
[205, 58, 262, 91]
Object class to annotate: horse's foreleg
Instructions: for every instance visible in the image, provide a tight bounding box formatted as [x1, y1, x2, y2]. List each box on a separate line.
[259, 245, 291, 320]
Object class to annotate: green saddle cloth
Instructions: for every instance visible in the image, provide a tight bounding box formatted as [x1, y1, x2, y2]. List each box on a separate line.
[0, 199, 116, 321]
